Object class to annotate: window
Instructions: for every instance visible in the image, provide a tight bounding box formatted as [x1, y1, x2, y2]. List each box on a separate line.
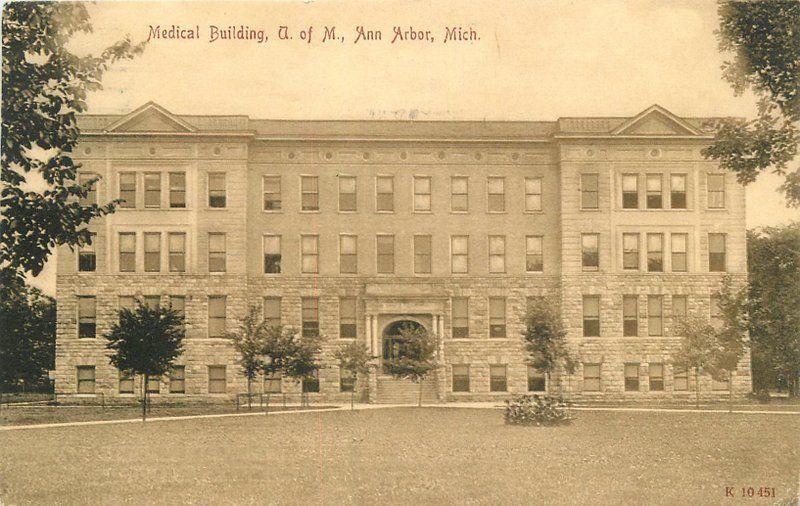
[339, 235, 357, 274]
[170, 366, 185, 394]
[414, 235, 432, 274]
[339, 297, 357, 339]
[339, 368, 355, 392]
[77, 366, 96, 394]
[264, 372, 282, 393]
[208, 173, 226, 208]
[302, 370, 320, 393]
[300, 176, 319, 211]
[143, 295, 160, 309]
[413, 176, 432, 212]
[489, 365, 507, 392]
[488, 235, 506, 273]
[649, 363, 664, 391]
[451, 176, 468, 212]
[119, 296, 135, 312]
[525, 236, 543, 272]
[376, 235, 395, 274]
[169, 172, 186, 208]
[648, 295, 663, 336]
[452, 365, 470, 392]
[119, 232, 136, 272]
[78, 173, 97, 206]
[624, 363, 640, 391]
[169, 296, 185, 327]
[119, 370, 134, 394]
[487, 177, 505, 212]
[671, 233, 688, 272]
[623, 296, 638, 337]
[583, 364, 601, 392]
[376, 176, 394, 212]
[707, 174, 725, 208]
[672, 295, 688, 335]
[712, 374, 729, 391]
[208, 365, 226, 393]
[582, 295, 600, 337]
[263, 297, 281, 327]
[709, 233, 726, 272]
[710, 295, 723, 329]
[119, 173, 136, 208]
[673, 368, 689, 391]
[646, 174, 662, 209]
[647, 233, 664, 272]
[527, 366, 546, 392]
[263, 175, 282, 211]
[302, 297, 319, 338]
[581, 233, 599, 270]
[670, 174, 687, 209]
[339, 176, 357, 212]
[208, 233, 226, 272]
[78, 233, 96, 272]
[451, 298, 469, 338]
[451, 235, 469, 273]
[144, 232, 161, 272]
[78, 296, 96, 338]
[144, 173, 161, 208]
[622, 233, 639, 270]
[580, 174, 599, 209]
[300, 235, 319, 274]
[488, 297, 506, 338]
[262, 235, 281, 274]
[525, 177, 542, 211]
[146, 376, 160, 394]
[168, 233, 186, 273]
[622, 174, 638, 209]
[208, 296, 226, 338]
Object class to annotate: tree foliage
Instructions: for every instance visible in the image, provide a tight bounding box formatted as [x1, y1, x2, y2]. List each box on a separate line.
[521, 296, 576, 386]
[260, 324, 322, 385]
[0, 272, 55, 390]
[703, 1, 800, 206]
[383, 324, 439, 384]
[227, 305, 269, 402]
[335, 341, 376, 407]
[1, 2, 145, 280]
[747, 223, 800, 394]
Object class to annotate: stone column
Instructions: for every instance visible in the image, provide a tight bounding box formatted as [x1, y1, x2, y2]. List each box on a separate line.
[365, 315, 372, 354]
[434, 313, 447, 403]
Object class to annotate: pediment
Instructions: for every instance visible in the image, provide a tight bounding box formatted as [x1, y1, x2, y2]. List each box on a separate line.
[611, 105, 701, 136]
[104, 102, 196, 133]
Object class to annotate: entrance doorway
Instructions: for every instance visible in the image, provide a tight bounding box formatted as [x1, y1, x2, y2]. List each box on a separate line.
[382, 320, 425, 371]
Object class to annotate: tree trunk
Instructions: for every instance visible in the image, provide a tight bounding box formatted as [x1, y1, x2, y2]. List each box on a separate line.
[247, 378, 252, 411]
[141, 374, 147, 422]
[418, 379, 423, 407]
[351, 388, 355, 410]
[728, 370, 734, 413]
[694, 368, 700, 409]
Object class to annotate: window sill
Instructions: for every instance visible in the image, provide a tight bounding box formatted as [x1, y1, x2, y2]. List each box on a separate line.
[299, 210, 321, 214]
[375, 211, 395, 214]
[450, 210, 469, 214]
[262, 210, 284, 214]
[523, 210, 545, 214]
[205, 207, 228, 211]
[618, 208, 691, 212]
[579, 208, 601, 212]
[413, 211, 433, 214]
[338, 210, 358, 214]
[486, 211, 507, 215]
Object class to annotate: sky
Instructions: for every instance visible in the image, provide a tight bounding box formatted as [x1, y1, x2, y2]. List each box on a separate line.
[25, 0, 799, 294]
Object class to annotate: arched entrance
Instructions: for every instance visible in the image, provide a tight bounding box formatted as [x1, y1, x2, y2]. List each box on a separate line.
[382, 320, 426, 370]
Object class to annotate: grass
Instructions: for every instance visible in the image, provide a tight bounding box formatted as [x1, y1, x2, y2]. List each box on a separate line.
[1, 408, 798, 504]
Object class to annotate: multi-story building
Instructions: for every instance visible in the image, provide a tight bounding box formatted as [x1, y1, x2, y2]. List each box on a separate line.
[55, 102, 751, 403]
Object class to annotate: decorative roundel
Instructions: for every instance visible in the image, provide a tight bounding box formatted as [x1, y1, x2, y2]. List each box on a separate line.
[148, 147, 156, 155]
[213, 147, 221, 155]
[84, 147, 92, 155]
[288, 152, 295, 159]
[475, 152, 482, 160]
[400, 151, 408, 160]
[363, 152, 370, 160]
[586, 149, 595, 157]
[325, 152, 333, 160]
[649, 148, 661, 158]
[511, 152, 520, 161]
[438, 151, 445, 160]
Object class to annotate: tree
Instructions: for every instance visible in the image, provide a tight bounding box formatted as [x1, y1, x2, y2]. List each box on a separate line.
[335, 341, 376, 409]
[1, 2, 145, 282]
[0, 272, 55, 392]
[105, 301, 184, 421]
[227, 306, 268, 409]
[747, 223, 800, 396]
[703, 1, 800, 207]
[521, 296, 576, 397]
[383, 324, 439, 407]
[260, 324, 323, 407]
[673, 316, 720, 408]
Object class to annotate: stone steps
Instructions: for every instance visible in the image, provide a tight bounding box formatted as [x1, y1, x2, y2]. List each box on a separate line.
[376, 376, 439, 404]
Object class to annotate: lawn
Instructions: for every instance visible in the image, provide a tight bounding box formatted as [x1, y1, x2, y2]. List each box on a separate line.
[1, 408, 797, 505]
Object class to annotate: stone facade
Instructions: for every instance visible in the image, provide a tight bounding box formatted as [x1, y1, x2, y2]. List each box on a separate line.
[55, 103, 751, 403]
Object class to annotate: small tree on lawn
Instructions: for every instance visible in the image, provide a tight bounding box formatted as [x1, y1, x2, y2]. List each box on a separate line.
[521, 296, 576, 398]
[713, 276, 749, 410]
[227, 305, 268, 409]
[335, 341, 376, 409]
[673, 316, 720, 409]
[105, 302, 184, 421]
[261, 324, 323, 408]
[384, 324, 439, 407]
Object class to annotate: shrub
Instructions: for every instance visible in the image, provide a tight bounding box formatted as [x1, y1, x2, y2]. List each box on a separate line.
[503, 395, 574, 426]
